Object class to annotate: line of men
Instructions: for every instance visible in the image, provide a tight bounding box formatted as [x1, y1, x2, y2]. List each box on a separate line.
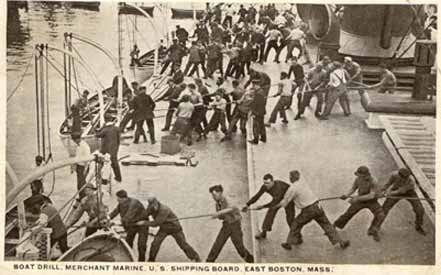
[244, 166, 426, 251]
[25, 180, 254, 262]
[24, 163, 425, 261]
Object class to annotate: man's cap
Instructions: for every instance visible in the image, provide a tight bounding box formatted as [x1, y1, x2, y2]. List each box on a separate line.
[398, 168, 411, 178]
[355, 166, 370, 176]
[344, 56, 352, 62]
[35, 155, 44, 162]
[116, 189, 128, 198]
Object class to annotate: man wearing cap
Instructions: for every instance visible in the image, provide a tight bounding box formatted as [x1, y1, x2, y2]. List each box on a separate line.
[175, 25, 189, 46]
[333, 166, 385, 241]
[65, 183, 109, 237]
[380, 168, 426, 235]
[249, 79, 267, 144]
[72, 133, 91, 198]
[207, 185, 254, 263]
[95, 116, 122, 183]
[133, 86, 156, 145]
[245, 69, 271, 106]
[161, 39, 186, 76]
[135, 197, 201, 262]
[109, 190, 149, 261]
[242, 173, 294, 240]
[275, 170, 350, 250]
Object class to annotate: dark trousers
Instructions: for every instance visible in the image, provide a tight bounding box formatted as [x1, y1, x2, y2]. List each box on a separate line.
[262, 201, 295, 232]
[171, 117, 192, 144]
[204, 110, 227, 134]
[269, 96, 291, 123]
[125, 225, 149, 262]
[51, 233, 69, 253]
[163, 103, 177, 130]
[160, 59, 180, 75]
[257, 42, 265, 62]
[134, 119, 155, 143]
[206, 221, 253, 263]
[225, 110, 247, 137]
[225, 59, 238, 77]
[76, 165, 86, 198]
[207, 58, 223, 77]
[286, 40, 302, 60]
[184, 61, 207, 78]
[264, 40, 279, 62]
[275, 40, 287, 62]
[322, 86, 351, 117]
[252, 115, 266, 142]
[110, 154, 122, 182]
[298, 90, 324, 116]
[287, 202, 342, 245]
[149, 229, 200, 261]
[334, 200, 385, 234]
[191, 106, 205, 135]
[119, 111, 134, 132]
[382, 190, 425, 227]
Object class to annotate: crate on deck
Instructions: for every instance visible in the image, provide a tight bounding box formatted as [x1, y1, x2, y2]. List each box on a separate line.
[160, 135, 181, 155]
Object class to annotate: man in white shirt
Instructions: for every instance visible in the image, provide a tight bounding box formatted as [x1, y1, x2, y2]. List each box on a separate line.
[171, 94, 195, 146]
[264, 27, 282, 63]
[72, 133, 91, 198]
[286, 27, 305, 60]
[320, 61, 351, 120]
[274, 170, 350, 250]
[268, 72, 292, 125]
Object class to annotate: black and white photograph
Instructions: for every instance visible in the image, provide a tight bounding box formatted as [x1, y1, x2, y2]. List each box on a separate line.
[4, 0, 437, 267]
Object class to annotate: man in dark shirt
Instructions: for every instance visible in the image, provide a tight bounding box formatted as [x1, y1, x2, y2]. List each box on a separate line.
[248, 80, 267, 145]
[380, 168, 426, 235]
[245, 69, 271, 105]
[333, 166, 385, 241]
[287, 57, 305, 113]
[243, 173, 294, 240]
[207, 185, 254, 263]
[237, 5, 248, 24]
[109, 190, 149, 261]
[175, 25, 189, 46]
[136, 197, 200, 262]
[160, 80, 181, 131]
[132, 86, 156, 144]
[206, 41, 223, 78]
[95, 117, 121, 182]
[160, 39, 186, 76]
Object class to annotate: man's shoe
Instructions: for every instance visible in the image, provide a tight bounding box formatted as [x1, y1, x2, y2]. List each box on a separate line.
[281, 243, 292, 250]
[282, 119, 288, 124]
[151, 140, 156, 145]
[368, 231, 381, 242]
[133, 141, 139, 144]
[339, 240, 350, 249]
[292, 239, 303, 245]
[294, 114, 301, 120]
[260, 138, 266, 143]
[248, 140, 258, 145]
[265, 123, 271, 127]
[220, 136, 231, 142]
[255, 231, 267, 240]
[161, 128, 169, 132]
[415, 225, 426, 236]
